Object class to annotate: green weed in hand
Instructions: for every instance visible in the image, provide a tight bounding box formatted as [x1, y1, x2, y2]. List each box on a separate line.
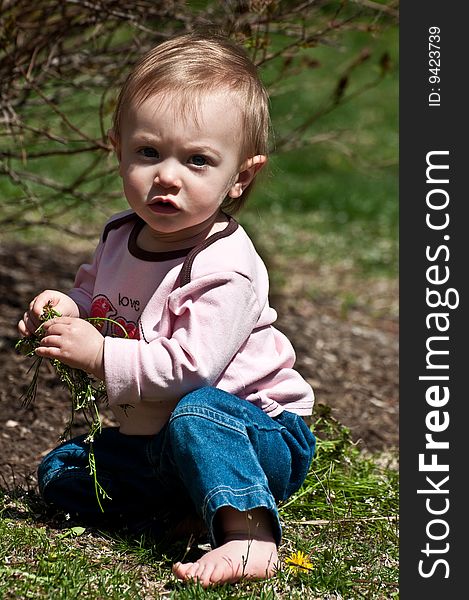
[15, 301, 127, 512]
[15, 302, 62, 408]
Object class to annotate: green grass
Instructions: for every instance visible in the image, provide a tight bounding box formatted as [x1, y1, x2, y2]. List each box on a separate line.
[0, 412, 398, 599]
[243, 25, 398, 279]
[0, 522, 145, 599]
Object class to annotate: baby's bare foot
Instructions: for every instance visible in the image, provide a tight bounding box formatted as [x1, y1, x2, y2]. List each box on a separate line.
[172, 537, 278, 587]
[173, 507, 278, 587]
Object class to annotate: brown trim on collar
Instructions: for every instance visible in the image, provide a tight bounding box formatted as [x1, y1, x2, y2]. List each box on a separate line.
[102, 211, 237, 265]
[178, 217, 239, 287]
[102, 213, 193, 261]
[128, 218, 195, 262]
[102, 212, 139, 242]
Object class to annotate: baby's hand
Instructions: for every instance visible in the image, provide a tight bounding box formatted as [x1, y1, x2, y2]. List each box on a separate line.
[35, 317, 105, 380]
[18, 290, 80, 337]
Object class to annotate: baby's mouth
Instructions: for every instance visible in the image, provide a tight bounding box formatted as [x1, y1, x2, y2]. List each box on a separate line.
[148, 199, 180, 214]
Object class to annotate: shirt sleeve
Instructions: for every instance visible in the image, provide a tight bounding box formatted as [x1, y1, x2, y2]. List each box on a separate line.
[103, 271, 261, 405]
[67, 240, 105, 318]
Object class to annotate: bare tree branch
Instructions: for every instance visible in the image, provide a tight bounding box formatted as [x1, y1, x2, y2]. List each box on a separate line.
[0, 0, 398, 237]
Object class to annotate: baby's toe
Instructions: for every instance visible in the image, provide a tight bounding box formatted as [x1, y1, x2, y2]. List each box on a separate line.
[209, 560, 234, 585]
[197, 562, 217, 587]
[172, 561, 195, 580]
[185, 561, 203, 580]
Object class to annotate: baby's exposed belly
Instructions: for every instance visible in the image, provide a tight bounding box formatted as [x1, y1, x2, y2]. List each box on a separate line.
[110, 397, 180, 435]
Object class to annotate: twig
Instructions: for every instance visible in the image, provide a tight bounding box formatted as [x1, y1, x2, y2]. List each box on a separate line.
[18, 68, 110, 151]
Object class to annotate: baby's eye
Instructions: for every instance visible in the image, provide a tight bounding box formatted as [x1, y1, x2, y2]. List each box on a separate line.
[188, 155, 208, 167]
[139, 147, 159, 158]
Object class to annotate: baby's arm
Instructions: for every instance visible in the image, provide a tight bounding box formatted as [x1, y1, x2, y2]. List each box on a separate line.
[104, 271, 261, 405]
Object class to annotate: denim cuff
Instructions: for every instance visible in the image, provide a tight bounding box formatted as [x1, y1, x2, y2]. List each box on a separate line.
[202, 483, 281, 548]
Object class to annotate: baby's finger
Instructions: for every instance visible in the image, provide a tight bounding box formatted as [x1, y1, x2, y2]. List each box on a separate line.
[37, 332, 63, 348]
[21, 312, 40, 335]
[17, 319, 29, 337]
[29, 294, 56, 317]
[38, 319, 57, 337]
[27, 299, 48, 327]
[40, 316, 71, 331]
[35, 344, 62, 361]
[29, 296, 45, 315]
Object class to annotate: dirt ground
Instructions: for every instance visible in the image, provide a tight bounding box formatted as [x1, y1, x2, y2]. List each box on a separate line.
[0, 241, 398, 490]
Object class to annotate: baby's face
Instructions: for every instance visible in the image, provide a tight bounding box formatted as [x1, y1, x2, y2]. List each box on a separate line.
[115, 91, 246, 235]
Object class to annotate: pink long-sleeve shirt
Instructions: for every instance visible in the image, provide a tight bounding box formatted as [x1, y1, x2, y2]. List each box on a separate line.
[68, 210, 314, 434]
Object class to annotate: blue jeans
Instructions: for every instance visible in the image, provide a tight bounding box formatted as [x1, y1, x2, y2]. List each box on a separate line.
[38, 387, 315, 547]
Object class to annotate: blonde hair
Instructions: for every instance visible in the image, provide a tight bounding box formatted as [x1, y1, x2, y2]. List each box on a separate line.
[112, 32, 271, 212]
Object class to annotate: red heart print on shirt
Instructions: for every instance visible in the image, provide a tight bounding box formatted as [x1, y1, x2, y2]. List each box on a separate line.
[113, 317, 138, 339]
[90, 295, 117, 331]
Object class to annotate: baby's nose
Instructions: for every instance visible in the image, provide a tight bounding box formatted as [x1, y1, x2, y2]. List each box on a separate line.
[154, 161, 182, 189]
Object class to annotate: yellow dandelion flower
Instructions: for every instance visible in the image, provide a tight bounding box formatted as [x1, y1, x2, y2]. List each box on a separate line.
[285, 550, 314, 573]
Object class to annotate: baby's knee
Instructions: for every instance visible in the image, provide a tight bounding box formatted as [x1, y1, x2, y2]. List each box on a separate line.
[168, 387, 247, 454]
[37, 439, 89, 498]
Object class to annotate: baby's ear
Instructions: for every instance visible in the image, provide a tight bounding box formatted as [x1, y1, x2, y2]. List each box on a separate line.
[107, 129, 121, 161]
[228, 155, 267, 198]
